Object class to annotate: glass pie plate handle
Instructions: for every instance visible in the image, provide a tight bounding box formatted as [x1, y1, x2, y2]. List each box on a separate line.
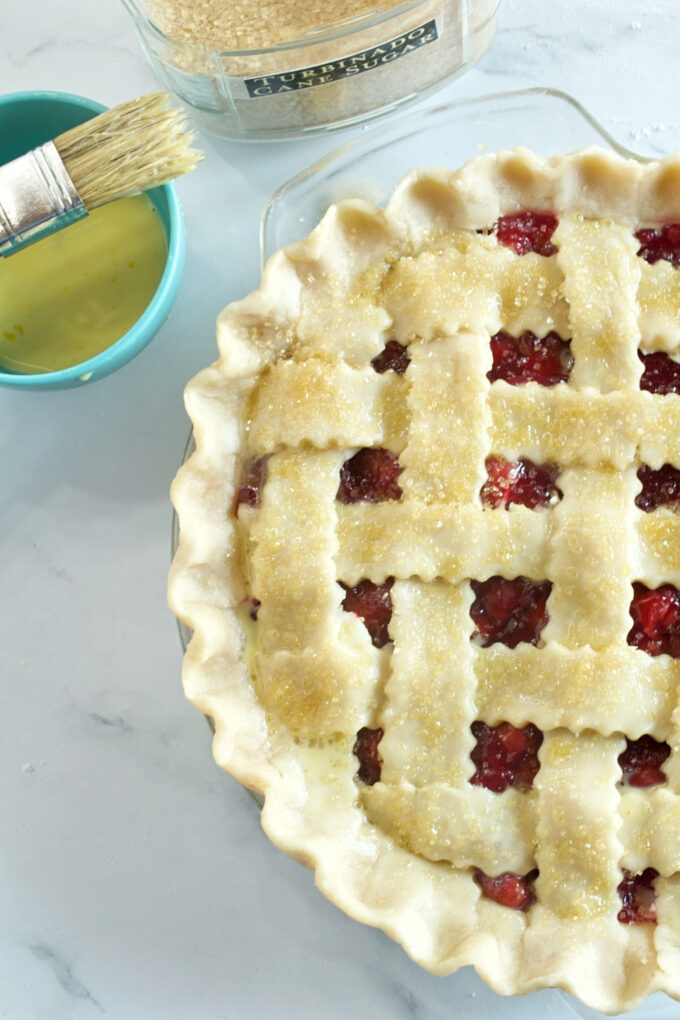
[172, 87, 680, 1020]
[260, 85, 649, 263]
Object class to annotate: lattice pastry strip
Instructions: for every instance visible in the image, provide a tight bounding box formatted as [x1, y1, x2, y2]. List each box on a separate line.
[636, 509, 680, 588]
[247, 361, 408, 454]
[663, 697, 680, 794]
[474, 644, 680, 737]
[619, 789, 680, 875]
[380, 233, 510, 342]
[380, 230, 569, 342]
[363, 782, 537, 874]
[488, 386, 645, 468]
[294, 278, 393, 366]
[518, 730, 644, 1006]
[247, 449, 382, 735]
[639, 393, 680, 468]
[248, 449, 344, 654]
[555, 215, 642, 393]
[335, 502, 550, 586]
[377, 579, 476, 786]
[400, 332, 491, 504]
[533, 730, 625, 919]
[497, 250, 570, 339]
[541, 466, 640, 649]
[638, 259, 680, 351]
[656, 876, 680, 998]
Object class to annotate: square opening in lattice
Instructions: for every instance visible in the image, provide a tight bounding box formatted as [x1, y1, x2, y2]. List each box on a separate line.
[470, 576, 552, 648]
[337, 448, 403, 503]
[628, 581, 680, 657]
[480, 456, 562, 509]
[487, 330, 573, 386]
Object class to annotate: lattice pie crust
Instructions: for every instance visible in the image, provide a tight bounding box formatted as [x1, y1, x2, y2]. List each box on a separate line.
[169, 147, 680, 1014]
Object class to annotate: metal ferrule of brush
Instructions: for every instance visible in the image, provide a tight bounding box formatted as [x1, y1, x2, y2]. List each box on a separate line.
[0, 141, 87, 257]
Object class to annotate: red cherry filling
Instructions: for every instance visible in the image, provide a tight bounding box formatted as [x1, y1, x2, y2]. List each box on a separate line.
[636, 224, 680, 267]
[627, 582, 680, 657]
[337, 448, 403, 503]
[488, 330, 573, 386]
[353, 726, 384, 785]
[371, 340, 410, 375]
[617, 868, 658, 924]
[481, 457, 561, 510]
[496, 212, 559, 257]
[236, 456, 268, 508]
[636, 464, 680, 511]
[470, 576, 551, 648]
[619, 735, 670, 788]
[639, 350, 680, 394]
[341, 577, 394, 648]
[470, 720, 543, 793]
[474, 867, 538, 910]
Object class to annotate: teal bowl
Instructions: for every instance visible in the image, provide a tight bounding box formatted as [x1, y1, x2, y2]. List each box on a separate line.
[0, 90, 186, 389]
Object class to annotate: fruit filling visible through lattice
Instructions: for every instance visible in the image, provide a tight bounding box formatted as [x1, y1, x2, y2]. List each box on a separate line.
[236, 202, 680, 949]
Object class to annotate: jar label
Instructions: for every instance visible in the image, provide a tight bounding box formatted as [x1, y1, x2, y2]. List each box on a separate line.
[237, 18, 440, 98]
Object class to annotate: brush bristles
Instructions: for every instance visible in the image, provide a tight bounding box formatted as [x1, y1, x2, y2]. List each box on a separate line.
[54, 92, 202, 209]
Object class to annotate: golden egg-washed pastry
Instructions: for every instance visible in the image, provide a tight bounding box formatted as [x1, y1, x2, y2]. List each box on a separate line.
[169, 146, 680, 1014]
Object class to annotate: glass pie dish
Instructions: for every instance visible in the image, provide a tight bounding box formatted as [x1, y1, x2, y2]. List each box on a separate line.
[260, 86, 647, 260]
[171, 88, 680, 1019]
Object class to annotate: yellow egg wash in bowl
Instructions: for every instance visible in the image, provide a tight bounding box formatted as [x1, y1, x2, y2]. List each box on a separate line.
[0, 193, 167, 373]
[0, 90, 185, 390]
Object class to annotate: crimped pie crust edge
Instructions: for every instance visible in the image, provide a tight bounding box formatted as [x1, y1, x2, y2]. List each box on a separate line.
[168, 146, 680, 1014]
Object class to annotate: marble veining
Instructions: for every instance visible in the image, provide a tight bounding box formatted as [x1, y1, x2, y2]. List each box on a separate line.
[28, 943, 104, 1014]
[89, 713, 133, 735]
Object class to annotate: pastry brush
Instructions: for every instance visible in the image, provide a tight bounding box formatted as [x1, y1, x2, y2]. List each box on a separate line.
[0, 91, 202, 256]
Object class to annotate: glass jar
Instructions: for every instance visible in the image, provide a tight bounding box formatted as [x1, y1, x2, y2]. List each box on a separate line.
[122, 0, 503, 139]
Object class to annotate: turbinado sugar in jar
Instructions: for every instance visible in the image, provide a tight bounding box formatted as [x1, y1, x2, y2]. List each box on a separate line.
[126, 0, 503, 138]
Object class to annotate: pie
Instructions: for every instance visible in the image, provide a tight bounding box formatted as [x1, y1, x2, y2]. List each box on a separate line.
[168, 145, 680, 1013]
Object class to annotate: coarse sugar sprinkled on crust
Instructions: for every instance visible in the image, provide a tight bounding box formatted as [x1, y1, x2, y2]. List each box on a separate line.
[170, 146, 680, 1014]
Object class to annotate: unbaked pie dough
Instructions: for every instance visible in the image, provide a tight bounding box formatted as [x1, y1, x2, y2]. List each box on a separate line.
[169, 146, 680, 1014]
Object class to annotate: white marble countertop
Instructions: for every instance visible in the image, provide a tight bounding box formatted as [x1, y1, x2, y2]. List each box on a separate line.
[3, 2, 680, 1018]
